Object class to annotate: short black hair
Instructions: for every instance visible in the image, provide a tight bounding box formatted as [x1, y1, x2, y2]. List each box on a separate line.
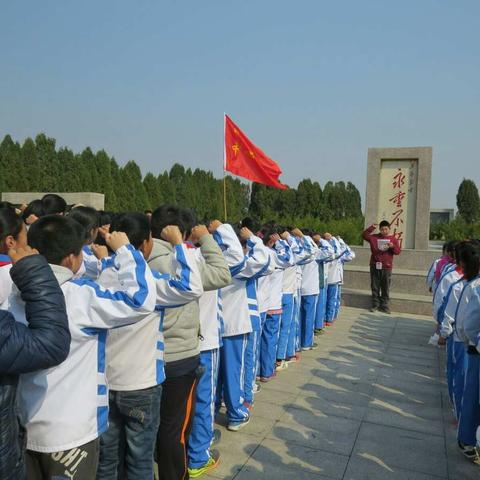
[0, 207, 23, 244]
[0, 201, 15, 210]
[241, 217, 261, 234]
[28, 215, 85, 265]
[180, 208, 197, 239]
[22, 199, 44, 221]
[459, 242, 480, 281]
[111, 212, 150, 250]
[68, 206, 100, 243]
[41, 194, 67, 215]
[151, 205, 186, 239]
[379, 220, 390, 228]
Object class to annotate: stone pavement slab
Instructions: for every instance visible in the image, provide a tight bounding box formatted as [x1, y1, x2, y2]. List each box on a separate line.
[205, 307, 479, 480]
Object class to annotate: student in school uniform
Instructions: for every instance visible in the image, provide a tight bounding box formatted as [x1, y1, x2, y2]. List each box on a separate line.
[312, 234, 335, 335]
[68, 206, 114, 279]
[438, 244, 466, 419]
[298, 230, 319, 350]
[5, 215, 158, 480]
[453, 241, 480, 464]
[283, 229, 312, 363]
[149, 206, 231, 480]
[187, 220, 241, 478]
[332, 236, 355, 320]
[0, 247, 70, 480]
[258, 228, 292, 378]
[217, 226, 270, 432]
[96, 213, 205, 480]
[324, 233, 344, 325]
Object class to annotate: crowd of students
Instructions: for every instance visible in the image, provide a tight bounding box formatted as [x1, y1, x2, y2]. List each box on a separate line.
[428, 240, 480, 465]
[0, 193, 355, 480]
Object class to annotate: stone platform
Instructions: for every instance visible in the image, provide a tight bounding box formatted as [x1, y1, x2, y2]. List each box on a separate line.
[206, 307, 478, 480]
[342, 246, 439, 315]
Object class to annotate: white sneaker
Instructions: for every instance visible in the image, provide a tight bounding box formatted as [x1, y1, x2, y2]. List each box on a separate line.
[275, 360, 288, 371]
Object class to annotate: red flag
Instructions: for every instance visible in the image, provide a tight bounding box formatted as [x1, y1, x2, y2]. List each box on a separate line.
[224, 115, 287, 190]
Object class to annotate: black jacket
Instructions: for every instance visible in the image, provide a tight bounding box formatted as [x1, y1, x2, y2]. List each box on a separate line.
[0, 255, 70, 479]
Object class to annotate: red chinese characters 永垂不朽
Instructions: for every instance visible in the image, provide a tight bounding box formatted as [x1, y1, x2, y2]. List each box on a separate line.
[389, 168, 406, 248]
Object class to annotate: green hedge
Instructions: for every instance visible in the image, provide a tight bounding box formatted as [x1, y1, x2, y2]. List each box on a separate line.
[430, 218, 480, 241]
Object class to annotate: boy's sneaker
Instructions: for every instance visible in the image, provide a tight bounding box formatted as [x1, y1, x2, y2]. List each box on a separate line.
[212, 429, 222, 445]
[458, 441, 480, 464]
[188, 450, 220, 478]
[227, 417, 250, 432]
[276, 360, 288, 371]
[302, 343, 319, 351]
[379, 306, 391, 314]
[286, 356, 297, 363]
[253, 383, 261, 393]
[314, 328, 325, 335]
[325, 321, 332, 326]
[369, 307, 378, 312]
[259, 376, 271, 382]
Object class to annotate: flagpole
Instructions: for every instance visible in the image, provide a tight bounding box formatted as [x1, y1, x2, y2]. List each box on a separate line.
[223, 113, 227, 222]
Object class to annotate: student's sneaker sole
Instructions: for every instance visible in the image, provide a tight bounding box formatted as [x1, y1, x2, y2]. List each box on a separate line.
[188, 450, 220, 477]
[227, 417, 250, 432]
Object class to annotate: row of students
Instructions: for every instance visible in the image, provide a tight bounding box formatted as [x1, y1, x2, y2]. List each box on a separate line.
[0, 196, 355, 480]
[428, 240, 480, 465]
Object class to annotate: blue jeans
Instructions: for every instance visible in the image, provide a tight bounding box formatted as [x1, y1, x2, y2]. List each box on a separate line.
[97, 385, 162, 480]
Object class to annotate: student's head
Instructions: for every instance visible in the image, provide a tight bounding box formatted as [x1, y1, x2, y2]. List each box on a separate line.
[445, 240, 457, 259]
[0, 207, 27, 254]
[312, 233, 322, 244]
[241, 217, 261, 235]
[68, 206, 100, 245]
[151, 205, 186, 240]
[260, 225, 277, 247]
[28, 215, 85, 272]
[41, 194, 67, 216]
[379, 220, 390, 236]
[111, 212, 153, 259]
[323, 232, 333, 241]
[22, 199, 44, 225]
[458, 242, 480, 281]
[180, 209, 197, 240]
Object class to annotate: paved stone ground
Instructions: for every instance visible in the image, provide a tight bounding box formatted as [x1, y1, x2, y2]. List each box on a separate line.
[206, 307, 479, 480]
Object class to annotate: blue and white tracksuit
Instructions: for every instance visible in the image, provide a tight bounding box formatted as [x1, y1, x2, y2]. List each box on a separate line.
[217, 232, 270, 423]
[259, 240, 292, 377]
[454, 276, 480, 446]
[314, 239, 335, 329]
[298, 236, 319, 348]
[7, 244, 158, 453]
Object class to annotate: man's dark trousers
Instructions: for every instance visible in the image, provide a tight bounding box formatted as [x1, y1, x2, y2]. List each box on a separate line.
[370, 267, 392, 310]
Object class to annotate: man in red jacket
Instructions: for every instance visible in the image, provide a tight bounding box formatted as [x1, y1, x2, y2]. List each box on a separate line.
[362, 220, 401, 314]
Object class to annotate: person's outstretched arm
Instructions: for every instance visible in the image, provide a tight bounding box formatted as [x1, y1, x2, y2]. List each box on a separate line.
[0, 249, 70, 375]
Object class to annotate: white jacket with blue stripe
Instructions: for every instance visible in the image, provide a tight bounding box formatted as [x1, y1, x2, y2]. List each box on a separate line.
[101, 244, 204, 391]
[7, 244, 157, 453]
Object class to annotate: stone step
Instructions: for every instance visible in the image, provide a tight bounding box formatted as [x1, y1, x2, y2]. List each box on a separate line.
[342, 287, 433, 316]
[343, 264, 430, 296]
[350, 245, 439, 271]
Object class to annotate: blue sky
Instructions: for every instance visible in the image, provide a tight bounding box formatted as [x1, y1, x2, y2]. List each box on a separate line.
[1, 0, 479, 209]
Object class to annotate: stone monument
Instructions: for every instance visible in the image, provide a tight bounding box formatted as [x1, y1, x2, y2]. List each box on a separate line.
[1, 192, 105, 210]
[342, 146, 435, 315]
[364, 146, 432, 250]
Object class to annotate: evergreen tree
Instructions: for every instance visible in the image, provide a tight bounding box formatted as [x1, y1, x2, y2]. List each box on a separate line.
[457, 179, 480, 223]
